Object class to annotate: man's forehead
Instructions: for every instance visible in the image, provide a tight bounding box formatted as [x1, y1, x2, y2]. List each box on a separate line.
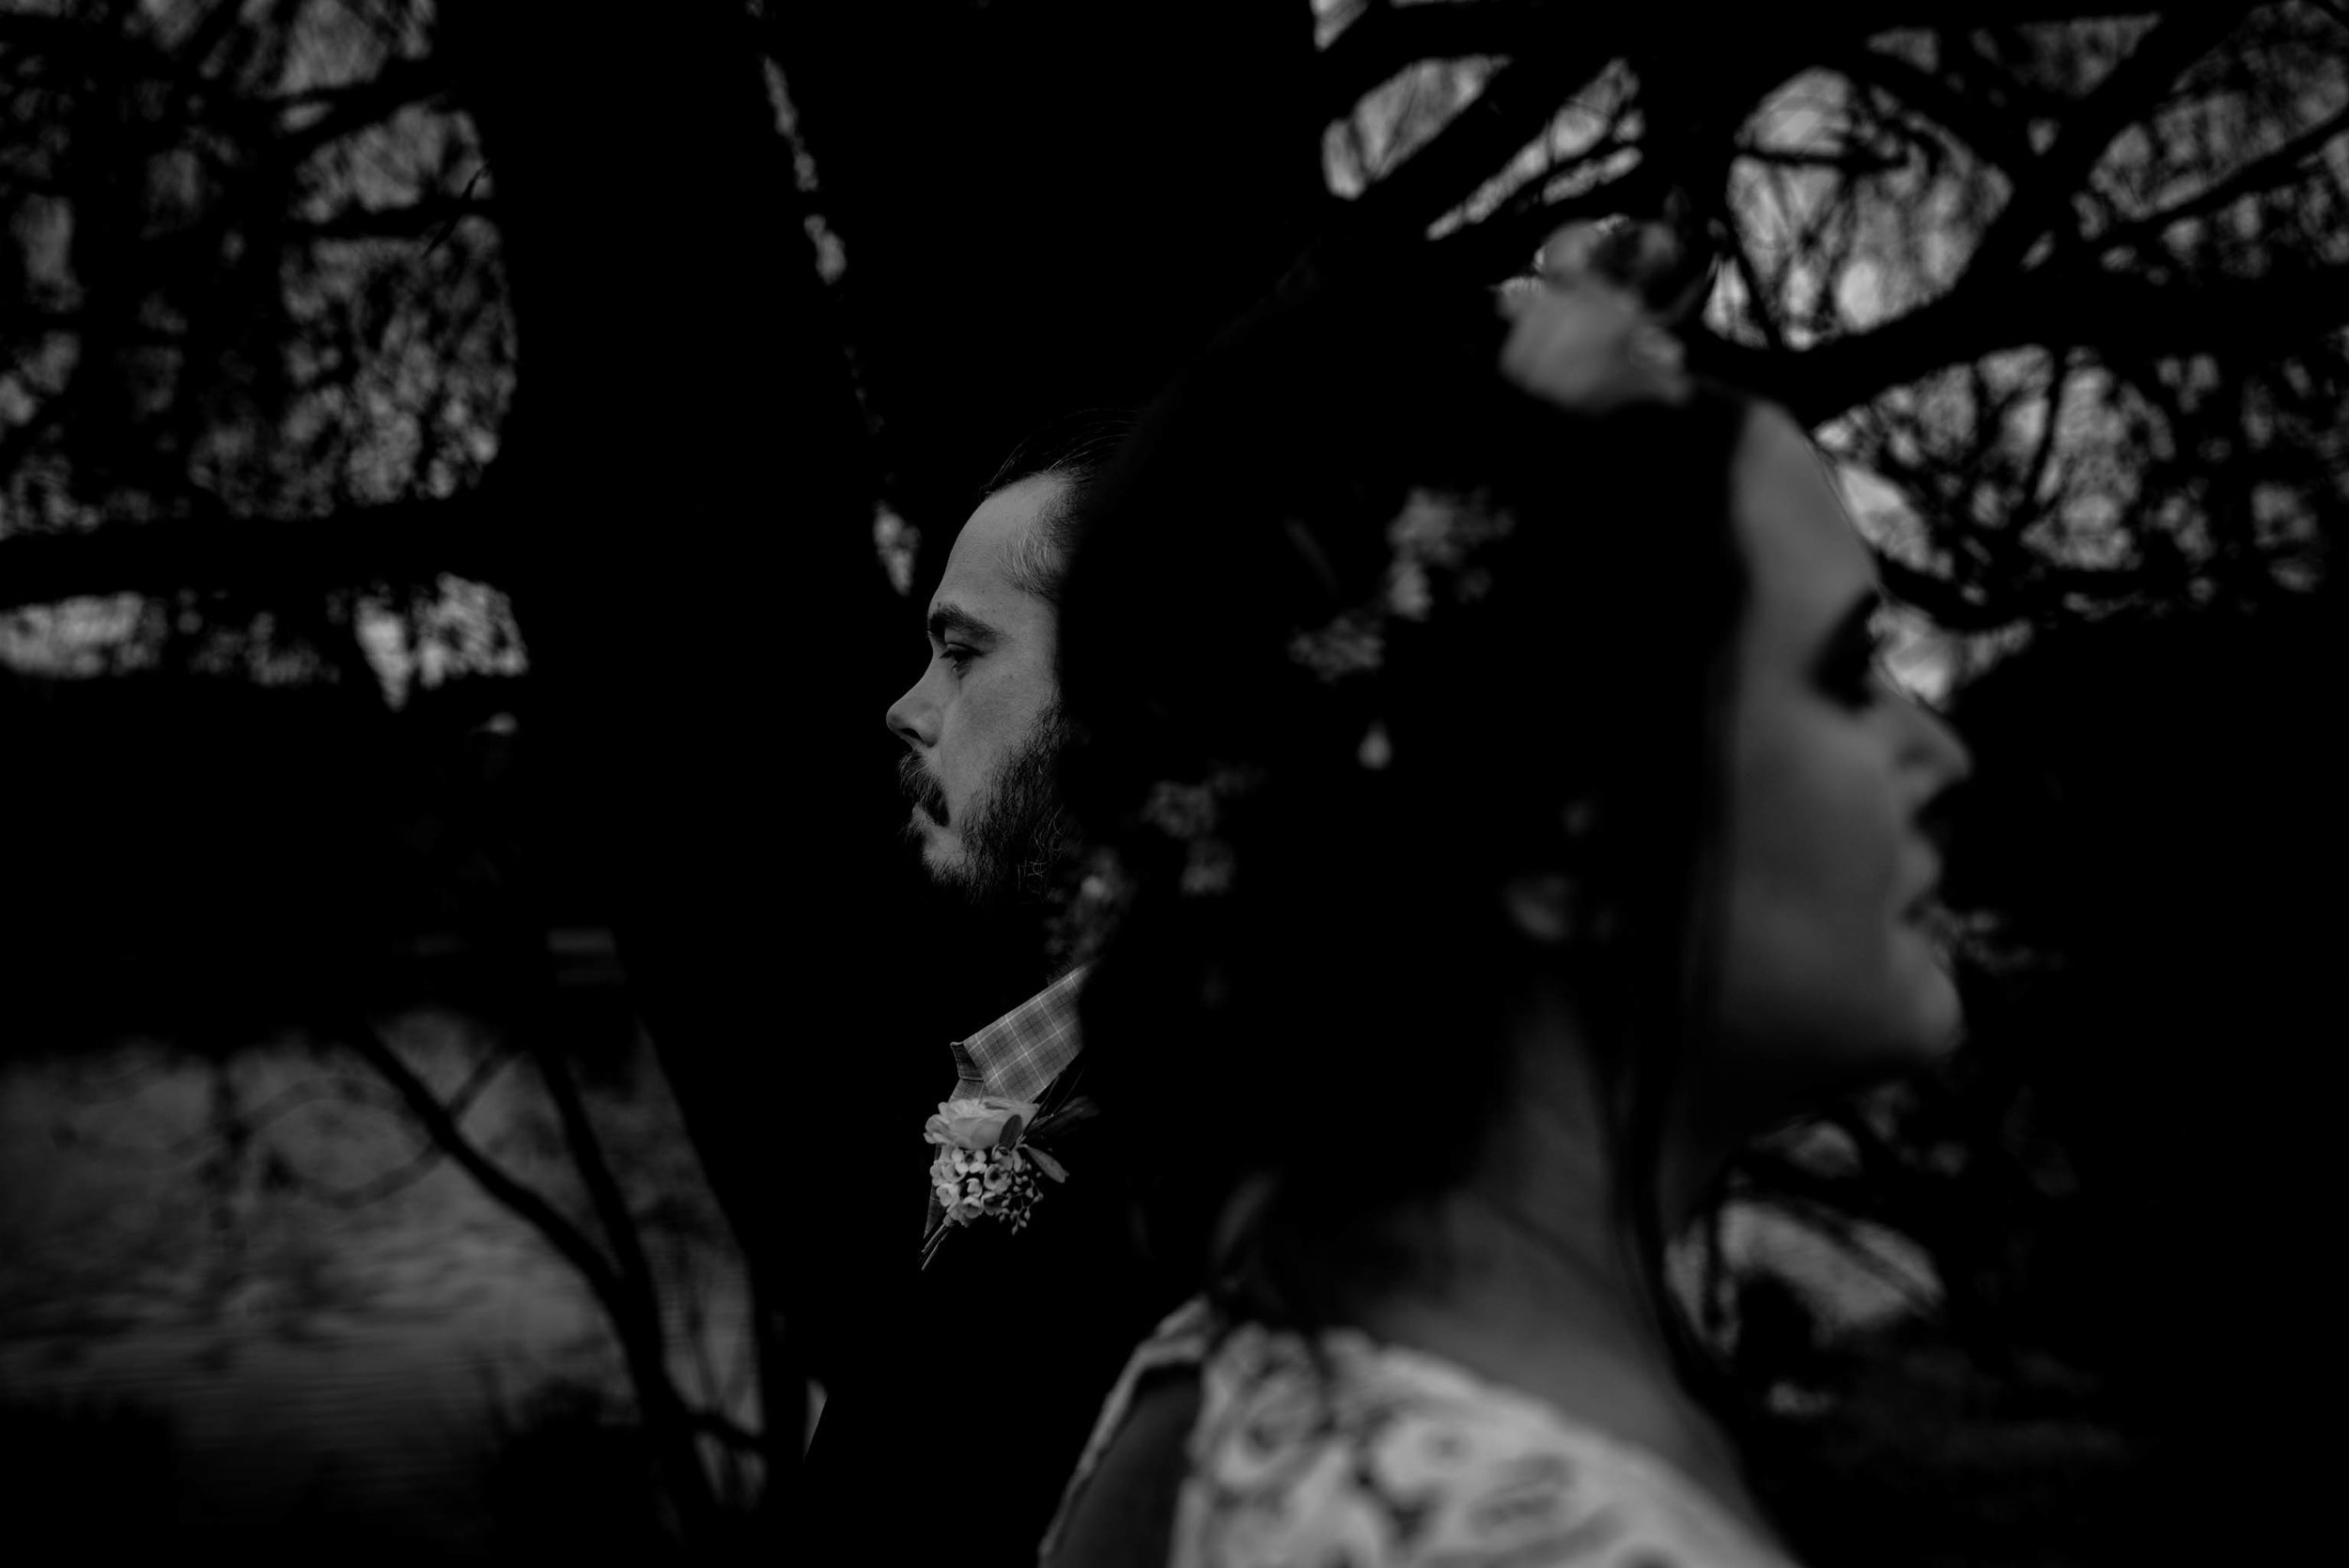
[933, 473, 1065, 609]
[956, 474, 1063, 561]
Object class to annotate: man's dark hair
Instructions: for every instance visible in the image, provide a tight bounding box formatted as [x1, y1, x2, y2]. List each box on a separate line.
[983, 408, 1139, 605]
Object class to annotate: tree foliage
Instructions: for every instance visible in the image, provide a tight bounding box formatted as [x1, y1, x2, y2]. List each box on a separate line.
[1314, 2, 2348, 638]
[1765, 11, 2348, 629]
[0, 0, 507, 536]
[11, 4, 2341, 653]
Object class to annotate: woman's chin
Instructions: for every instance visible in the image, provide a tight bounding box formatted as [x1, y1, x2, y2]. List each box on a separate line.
[1891, 930, 1968, 1060]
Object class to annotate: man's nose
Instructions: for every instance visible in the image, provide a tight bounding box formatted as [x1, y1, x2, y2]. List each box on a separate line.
[886, 675, 937, 748]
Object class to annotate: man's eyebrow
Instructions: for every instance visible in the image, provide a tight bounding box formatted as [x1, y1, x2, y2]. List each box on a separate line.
[926, 602, 1001, 644]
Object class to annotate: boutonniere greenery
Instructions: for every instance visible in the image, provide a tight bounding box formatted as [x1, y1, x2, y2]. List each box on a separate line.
[922, 1095, 1077, 1262]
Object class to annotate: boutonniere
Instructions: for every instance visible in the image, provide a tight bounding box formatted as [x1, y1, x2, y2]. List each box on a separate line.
[922, 1095, 1078, 1263]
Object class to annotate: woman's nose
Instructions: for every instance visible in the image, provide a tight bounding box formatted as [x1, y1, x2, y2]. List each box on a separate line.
[1906, 692, 1973, 792]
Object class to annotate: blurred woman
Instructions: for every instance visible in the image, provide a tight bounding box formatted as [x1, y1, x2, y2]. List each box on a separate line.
[1040, 256, 1971, 1566]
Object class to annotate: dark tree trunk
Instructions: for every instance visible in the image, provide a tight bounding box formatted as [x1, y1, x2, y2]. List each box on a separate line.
[438, 2, 910, 1544]
[441, 2, 1327, 1546]
[767, 1, 1330, 557]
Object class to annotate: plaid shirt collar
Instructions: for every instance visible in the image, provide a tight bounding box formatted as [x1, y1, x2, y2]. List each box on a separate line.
[944, 963, 1088, 1107]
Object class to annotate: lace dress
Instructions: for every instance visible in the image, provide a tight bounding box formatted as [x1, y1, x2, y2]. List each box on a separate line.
[1050, 1301, 1799, 1568]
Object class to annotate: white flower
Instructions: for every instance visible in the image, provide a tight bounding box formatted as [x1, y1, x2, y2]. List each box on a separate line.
[925, 1119, 1072, 1235]
[924, 1095, 1039, 1151]
[1499, 279, 1688, 413]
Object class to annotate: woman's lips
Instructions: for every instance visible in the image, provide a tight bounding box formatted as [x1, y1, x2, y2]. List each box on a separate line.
[1902, 848, 1944, 921]
[1904, 897, 1962, 955]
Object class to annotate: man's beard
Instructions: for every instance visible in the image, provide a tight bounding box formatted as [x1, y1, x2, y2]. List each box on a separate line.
[898, 704, 1078, 910]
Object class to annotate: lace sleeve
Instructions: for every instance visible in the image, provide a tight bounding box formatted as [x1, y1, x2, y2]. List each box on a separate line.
[1170, 1326, 1798, 1568]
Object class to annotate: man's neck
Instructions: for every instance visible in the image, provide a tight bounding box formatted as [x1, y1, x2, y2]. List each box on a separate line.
[927, 886, 1060, 1026]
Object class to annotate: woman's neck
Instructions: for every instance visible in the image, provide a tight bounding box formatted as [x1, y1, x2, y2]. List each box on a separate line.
[1349, 982, 1778, 1545]
[1357, 1193, 1768, 1529]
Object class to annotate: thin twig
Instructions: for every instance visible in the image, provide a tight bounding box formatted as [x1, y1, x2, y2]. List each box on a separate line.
[1733, 141, 1906, 176]
[424, 166, 488, 257]
[2092, 96, 2349, 256]
[340, 1015, 630, 1319]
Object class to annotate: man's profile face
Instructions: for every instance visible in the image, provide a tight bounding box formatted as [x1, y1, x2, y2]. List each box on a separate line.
[885, 474, 1071, 905]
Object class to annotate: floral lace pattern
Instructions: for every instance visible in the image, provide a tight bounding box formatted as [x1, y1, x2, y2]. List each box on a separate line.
[1168, 1321, 1797, 1568]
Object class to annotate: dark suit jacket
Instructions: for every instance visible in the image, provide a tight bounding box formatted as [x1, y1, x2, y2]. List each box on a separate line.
[797, 1063, 1176, 1567]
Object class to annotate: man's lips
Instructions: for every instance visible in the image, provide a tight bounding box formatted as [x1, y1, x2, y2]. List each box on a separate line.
[896, 753, 949, 828]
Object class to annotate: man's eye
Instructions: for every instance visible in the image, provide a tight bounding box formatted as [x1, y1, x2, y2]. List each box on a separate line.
[940, 644, 977, 672]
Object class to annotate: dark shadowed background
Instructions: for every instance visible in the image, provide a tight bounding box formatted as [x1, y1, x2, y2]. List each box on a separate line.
[3, 2, 2341, 1562]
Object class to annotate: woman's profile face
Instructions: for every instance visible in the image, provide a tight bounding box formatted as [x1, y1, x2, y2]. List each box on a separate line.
[1711, 405, 1972, 1085]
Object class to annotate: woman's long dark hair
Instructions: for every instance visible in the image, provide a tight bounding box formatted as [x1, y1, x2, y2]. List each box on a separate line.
[1058, 273, 1755, 1345]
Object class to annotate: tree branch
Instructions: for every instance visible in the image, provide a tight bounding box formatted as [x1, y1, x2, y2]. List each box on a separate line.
[273, 55, 447, 162]
[271, 1043, 517, 1212]
[1876, 546, 2165, 632]
[1958, 8, 2248, 290]
[526, 1030, 724, 1537]
[1317, 0, 1555, 121]
[291, 194, 494, 244]
[300, 1142, 447, 1208]
[240, 1071, 403, 1128]
[345, 1009, 722, 1538]
[1729, 210, 1790, 354]
[1733, 140, 1909, 176]
[2092, 95, 2349, 255]
[341, 1015, 631, 1320]
[1314, 0, 2153, 132]
[1423, 145, 1664, 281]
[268, 54, 435, 115]
[0, 492, 509, 613]
[1341, 15, 1630, 258]
[533, 1039, 665, 1337]
[1835, 44, 2038, 172]
[1692, 255, 2349, 426]
[2018, 346, 2070, 513]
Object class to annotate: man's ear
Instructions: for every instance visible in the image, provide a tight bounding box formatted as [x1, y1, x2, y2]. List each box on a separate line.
[1501, 870, 1579, 946]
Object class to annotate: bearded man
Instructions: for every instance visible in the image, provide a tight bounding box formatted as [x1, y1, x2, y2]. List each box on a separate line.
[884, 428, 1096, 1097]
[797, 415, 1174, 1567]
